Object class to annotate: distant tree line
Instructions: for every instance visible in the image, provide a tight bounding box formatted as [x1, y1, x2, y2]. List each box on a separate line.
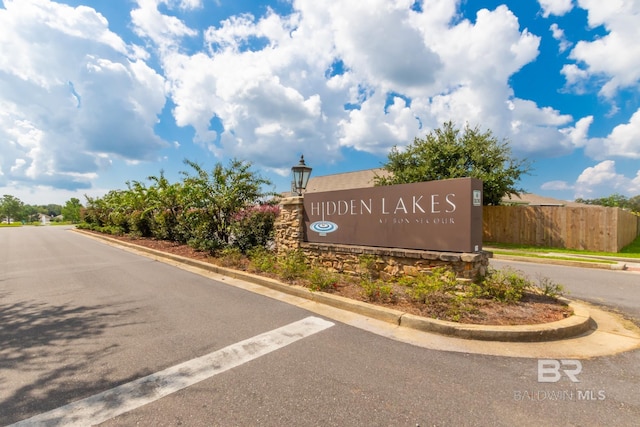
[79, 158, 279, 254]
[0, 194, 82, 224]
[575, 194, 640, 213]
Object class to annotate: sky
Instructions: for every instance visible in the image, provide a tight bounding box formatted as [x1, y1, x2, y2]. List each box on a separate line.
[1, 0, 640, 205]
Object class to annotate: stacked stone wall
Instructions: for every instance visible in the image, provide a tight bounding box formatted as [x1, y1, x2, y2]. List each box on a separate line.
[301, 243, 489, 280]
[274, 197, 305, 254]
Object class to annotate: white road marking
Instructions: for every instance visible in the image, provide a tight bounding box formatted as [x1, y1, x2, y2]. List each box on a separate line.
[10, 316, 334, 427]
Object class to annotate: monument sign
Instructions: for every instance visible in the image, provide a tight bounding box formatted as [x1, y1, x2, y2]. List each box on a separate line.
[303, 178, 483, 253]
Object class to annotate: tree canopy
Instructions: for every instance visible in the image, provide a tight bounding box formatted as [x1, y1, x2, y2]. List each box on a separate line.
[0, 195, 24, 223]
[576, 194, 640, 213]
[61, 198, 83, 223]
[375, 121, 531, 205]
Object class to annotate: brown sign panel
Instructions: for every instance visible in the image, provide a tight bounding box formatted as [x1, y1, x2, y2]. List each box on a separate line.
[303, 178, 483, 252]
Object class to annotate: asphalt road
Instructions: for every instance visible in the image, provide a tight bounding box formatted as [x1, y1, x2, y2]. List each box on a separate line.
[2, 226, 639, 426]
[490, 258, 640, 323]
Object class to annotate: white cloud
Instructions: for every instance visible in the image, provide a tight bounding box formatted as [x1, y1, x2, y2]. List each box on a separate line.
[541, 180, 573, 191]
[538, 0, 574, 17]
[131, 0, 584, 171]
[175, 0, 202, 10]
[131, 0, 198, 52]
[561, 64, 590, 94]
[417, 5, 540, 89]
[565, 0, 640, 97]
[0, 183, 108, 206]
[550, 23, 572, 53]
[6, 0, 628, 199]
[556, 109, 640, 168]
[501, 98, 574, 154]
[329, 1, 442, 93]
[338, 94, 420, 154]
[574, 160, 640, 198]
[0, 0, 167, 191]
[560, 115, 592, 148]
[583, 109, 640, 159]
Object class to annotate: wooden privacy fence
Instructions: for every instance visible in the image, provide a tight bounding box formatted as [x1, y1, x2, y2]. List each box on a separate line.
[483, 206, 640, 252]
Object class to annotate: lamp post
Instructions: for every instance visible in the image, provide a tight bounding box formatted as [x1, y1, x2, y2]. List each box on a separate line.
[291, 155, 312, 196]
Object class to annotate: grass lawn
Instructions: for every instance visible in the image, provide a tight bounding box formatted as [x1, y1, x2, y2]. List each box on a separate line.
[485, 234, 640, 260]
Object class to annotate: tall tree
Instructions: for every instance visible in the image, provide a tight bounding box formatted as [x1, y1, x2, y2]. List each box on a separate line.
[375, 121, 531, 205]
[1, 195, 24, 223]
[61, 198, 83, 223]
[22, 205, 40, 223]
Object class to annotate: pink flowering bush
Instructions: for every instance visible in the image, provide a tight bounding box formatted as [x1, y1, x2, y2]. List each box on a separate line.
[230, 204, 280, 253]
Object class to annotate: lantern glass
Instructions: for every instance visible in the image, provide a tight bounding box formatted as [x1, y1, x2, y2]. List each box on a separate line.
[291, 155, 312, 196]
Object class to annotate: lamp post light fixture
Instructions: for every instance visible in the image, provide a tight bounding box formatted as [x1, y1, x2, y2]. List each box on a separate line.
[291, 155, 312, 196]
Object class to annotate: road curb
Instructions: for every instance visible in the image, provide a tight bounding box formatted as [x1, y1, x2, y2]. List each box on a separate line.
[399, 300, 592, 342]
[77, 230, 594, 343]
[492, 254, 620, 270]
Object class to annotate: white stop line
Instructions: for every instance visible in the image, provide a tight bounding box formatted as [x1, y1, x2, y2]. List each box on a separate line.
[10, 316, 334, 427]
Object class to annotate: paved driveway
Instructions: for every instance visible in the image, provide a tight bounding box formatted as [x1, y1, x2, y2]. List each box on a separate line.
[491, 258, 640, 322]
[2, 226, 639, 426]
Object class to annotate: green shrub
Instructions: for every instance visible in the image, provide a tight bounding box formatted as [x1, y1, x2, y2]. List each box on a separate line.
[307, 267, 339, 292]
[358, 254, 380, 281]
[151, 209, 181, 241]
[402, 267, 459, 303]
[230, 204, 279, 253]
[128, 209, 152, 237]
[360, 278, 394, 302]
[398, 267, 479, 321]
[277, 250, 308, 281]
[80, 202, 105, 227]
[247, 247, 277, 273]
[187, 236, 223, 253]
[95, 225, 125, 235]
[108, 211, 129, 234]
[218, 247, 246, 268]
[534, 275, 565, 298]
[475, 267, 528, 303]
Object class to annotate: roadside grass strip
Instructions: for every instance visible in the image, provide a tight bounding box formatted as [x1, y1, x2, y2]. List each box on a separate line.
[9, 316, 334, 427]
[489, 250, 618, 264]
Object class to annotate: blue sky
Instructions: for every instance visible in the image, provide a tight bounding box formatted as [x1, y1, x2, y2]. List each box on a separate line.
[1, 0, 639, 205]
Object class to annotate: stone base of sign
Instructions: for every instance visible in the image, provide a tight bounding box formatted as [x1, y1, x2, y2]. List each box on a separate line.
[301, 242, 491, 280]
[275, 196, 306, 255]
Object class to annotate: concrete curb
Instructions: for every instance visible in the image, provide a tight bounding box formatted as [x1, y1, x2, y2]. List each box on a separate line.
[77, 230, 594, 343]
[492, 254, 620, 270]
[399, 300, 592, 342]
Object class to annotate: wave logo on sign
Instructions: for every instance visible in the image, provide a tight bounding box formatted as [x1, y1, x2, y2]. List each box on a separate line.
[310, 220, 339, 236]
[310, 202, 339, 236]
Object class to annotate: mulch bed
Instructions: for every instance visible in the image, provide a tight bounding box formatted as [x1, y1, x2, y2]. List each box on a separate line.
[87, 231, 573, 325]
